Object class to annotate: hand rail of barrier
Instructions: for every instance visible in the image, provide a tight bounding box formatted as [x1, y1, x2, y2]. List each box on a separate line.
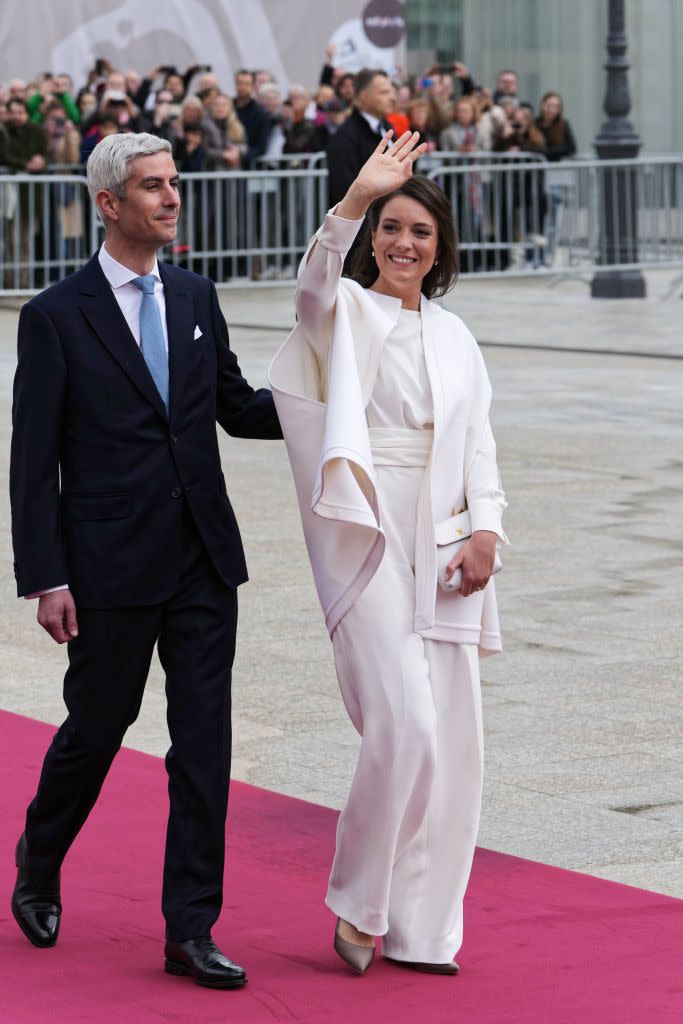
[431, 149, 548, 163]
[254, 152, 327, 169]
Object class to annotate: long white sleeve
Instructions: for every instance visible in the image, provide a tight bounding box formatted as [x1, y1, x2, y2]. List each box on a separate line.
[465, 418, 508, 542]
[294, 211, 364, 377]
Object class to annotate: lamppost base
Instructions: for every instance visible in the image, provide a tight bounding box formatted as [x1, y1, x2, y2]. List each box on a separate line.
[590, 269, 647, 299]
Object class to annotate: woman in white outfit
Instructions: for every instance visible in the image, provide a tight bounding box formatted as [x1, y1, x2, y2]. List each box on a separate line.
[269, 131, 507, 976]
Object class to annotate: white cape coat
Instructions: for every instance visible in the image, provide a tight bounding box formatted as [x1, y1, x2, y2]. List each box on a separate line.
[268, 212, 507, 654]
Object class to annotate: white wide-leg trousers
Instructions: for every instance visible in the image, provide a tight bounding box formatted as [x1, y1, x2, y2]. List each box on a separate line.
[326, 430, 484, 964]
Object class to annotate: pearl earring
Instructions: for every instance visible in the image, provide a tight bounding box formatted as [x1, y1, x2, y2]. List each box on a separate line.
[372, 250, 375, 258]
[434, 259, 439, 266]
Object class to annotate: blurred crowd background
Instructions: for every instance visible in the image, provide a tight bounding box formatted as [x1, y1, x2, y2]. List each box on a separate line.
[0, 46, 575, 176]
[0, 46, 580, 286]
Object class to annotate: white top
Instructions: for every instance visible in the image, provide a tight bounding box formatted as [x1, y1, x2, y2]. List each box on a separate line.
[360, 110, 382, 135]
[98, 244, 169, 353]
[366, 309, 434, 431]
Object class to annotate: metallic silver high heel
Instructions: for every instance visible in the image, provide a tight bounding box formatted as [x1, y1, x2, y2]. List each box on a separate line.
[333, 918, 376, 975]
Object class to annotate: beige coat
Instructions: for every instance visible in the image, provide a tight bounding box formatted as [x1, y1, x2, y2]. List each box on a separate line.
[269, 212, 507, 653]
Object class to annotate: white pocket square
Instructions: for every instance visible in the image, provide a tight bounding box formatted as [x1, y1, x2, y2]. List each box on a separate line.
[193, 325, 203, 340]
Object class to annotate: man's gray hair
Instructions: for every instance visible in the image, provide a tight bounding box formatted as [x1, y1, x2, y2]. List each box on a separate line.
[258, 83, 281, 101]
[86, 132, 172, 204]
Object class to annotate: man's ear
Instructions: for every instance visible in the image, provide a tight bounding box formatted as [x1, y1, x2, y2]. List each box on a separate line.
[96, 189, 119, 223]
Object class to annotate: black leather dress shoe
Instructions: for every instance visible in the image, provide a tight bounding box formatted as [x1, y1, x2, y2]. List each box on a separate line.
[384, 956, 460, 975]
[164, 936, 247, 989]
[11, 834, 61, 948]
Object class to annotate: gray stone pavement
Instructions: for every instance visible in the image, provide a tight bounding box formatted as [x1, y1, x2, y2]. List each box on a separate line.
[0, 270, 681, 899]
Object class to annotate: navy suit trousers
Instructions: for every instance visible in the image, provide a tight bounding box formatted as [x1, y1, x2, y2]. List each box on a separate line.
[24, 509, 237, 941]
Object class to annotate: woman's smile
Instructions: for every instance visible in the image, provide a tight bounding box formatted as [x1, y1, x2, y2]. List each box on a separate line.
[387, 254, 417, 265]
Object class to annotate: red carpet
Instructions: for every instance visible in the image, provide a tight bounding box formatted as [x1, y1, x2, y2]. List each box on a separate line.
[0, 709, 680, 1023]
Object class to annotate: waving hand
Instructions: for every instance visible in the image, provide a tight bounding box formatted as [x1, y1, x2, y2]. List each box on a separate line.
[336, 131, 428, 220]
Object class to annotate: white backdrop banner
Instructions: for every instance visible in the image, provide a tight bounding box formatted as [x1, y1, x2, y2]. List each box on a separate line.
[0, 0, 406, 92]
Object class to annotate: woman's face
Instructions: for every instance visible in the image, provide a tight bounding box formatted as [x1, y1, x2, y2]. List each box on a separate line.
[397, 85, 411, 108]
[79, 93, 97, 117]
[183, 102, 202, 123]
[210, 95, 231, 120]
[542, 95, 562, 120]
[453, 101, 474, 126]
[410, 105, 428, 130]
[371, 195, 439, 303]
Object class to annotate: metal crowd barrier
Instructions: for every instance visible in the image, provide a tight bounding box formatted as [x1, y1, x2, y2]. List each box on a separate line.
[0, 173, 98, 294]
[1, 156, 682, 296]
[427, 154, 683, 276]
[254, 152, 327, 170]
[166, 166, 329, 281]
[0, 166, 328, 294]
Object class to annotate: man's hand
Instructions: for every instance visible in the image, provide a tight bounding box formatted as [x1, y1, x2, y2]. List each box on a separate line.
[37, 590, 78, 644]
[446, 530, 498, 598]
[26, 154, 46, 172]
[336, 130, 427, 220]
[223, 146, 241, 168]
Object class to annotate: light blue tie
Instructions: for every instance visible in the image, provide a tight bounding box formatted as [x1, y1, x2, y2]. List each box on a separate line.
[132, 274, 169, 412]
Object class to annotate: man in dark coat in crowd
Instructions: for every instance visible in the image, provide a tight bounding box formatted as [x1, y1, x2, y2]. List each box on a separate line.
[233, 69, 270, 168]
[326, 69, 396, 207]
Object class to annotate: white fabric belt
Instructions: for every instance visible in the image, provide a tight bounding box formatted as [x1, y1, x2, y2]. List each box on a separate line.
[369, 427, 433, 468]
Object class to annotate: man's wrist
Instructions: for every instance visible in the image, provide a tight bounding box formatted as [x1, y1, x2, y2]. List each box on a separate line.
[26, 584, 69, 600]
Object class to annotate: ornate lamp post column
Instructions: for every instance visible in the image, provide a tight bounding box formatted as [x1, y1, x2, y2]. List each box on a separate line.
[591, 0, 646, 298]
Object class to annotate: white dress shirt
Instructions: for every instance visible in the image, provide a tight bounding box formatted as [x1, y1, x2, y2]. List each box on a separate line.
[98, 243, 169, 353]
[28, 244, 168, 599]
[360, 110, 383, 136]
[360, 110, 393, 146]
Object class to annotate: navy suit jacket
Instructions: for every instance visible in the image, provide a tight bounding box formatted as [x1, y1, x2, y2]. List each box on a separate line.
[10, 255, 282, 607]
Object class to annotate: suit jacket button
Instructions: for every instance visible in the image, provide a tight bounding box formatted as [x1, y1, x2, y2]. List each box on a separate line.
[170, 487, 182, 499]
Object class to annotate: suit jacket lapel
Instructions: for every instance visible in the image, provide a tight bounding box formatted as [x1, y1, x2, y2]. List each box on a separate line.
[77, 254, 168, 421]
[159, 261, 196, 426]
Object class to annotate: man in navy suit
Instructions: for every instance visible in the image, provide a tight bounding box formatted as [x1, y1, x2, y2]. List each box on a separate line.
[9, 133, 281, 988]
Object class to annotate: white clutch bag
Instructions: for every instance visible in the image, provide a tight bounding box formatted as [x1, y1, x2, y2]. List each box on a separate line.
[436, 509, 502, 593]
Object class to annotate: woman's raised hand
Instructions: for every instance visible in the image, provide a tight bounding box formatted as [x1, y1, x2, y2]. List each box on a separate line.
[335, 131, 428, 220]
[358, 130, 427, 198]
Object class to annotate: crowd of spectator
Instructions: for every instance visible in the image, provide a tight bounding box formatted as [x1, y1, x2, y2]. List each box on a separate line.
[0, 48, 576, 176]
[0, 49, 577, 283]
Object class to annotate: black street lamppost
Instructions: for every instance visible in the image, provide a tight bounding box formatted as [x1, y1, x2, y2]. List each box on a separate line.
[591, 0, 647, 298]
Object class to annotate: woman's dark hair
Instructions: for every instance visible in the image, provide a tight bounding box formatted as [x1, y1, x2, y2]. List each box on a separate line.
[537, 91, 567, 147]
[346, 175, 459, 299]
